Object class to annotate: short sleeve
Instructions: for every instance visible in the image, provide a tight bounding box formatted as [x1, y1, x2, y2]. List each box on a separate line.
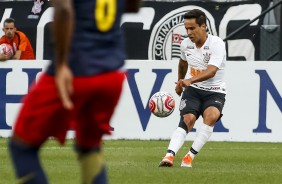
[208, 39, 226, 68]
[18, 33, 28, 52]
[180, 40, 187, 61]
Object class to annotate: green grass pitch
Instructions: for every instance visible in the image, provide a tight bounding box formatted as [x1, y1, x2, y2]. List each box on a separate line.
[1, 139, 282, 184]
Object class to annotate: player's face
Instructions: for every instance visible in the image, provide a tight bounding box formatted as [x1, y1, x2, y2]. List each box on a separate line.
[184, 18, 207, 47]
[3, 22, 16, 40]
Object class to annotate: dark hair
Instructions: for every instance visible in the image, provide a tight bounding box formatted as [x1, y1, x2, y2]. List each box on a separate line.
[4, 18, 16, 26]
[183, 9, 206, 26]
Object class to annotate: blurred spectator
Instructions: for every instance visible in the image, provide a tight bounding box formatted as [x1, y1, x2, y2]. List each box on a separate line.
[0, 18, 35, 60]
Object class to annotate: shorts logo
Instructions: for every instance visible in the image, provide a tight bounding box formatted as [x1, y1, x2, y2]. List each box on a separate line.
[179, 99, 187, 111]
[148, 6, 217, 60]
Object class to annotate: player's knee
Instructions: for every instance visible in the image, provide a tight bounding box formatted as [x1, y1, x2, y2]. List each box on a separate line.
[204, 112, 220, 125]
[203, 107, 221, 124]
[183, 114, 196, 131]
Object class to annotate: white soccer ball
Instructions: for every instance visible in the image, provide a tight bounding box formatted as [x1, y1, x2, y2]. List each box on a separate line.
[148, 91, 175, 118]
[0, 43, 14, 56]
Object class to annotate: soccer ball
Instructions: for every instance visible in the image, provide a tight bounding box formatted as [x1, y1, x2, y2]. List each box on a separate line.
[0, 43, 14, 56]
[149, 91, 175, 118]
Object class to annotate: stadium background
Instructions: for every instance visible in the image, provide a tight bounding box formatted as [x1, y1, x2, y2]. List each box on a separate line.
[0, 0, 281, 61]
[0, 0, 281, 142]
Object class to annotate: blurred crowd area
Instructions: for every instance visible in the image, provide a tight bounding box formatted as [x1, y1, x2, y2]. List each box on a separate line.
[1, 0, 281, 60]
[2, 0, 280, 24]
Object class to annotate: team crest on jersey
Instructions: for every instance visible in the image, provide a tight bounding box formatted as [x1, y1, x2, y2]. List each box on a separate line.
[148, 6, 217, 60]
[203, 52, 211, 63]
[179, 99, 187, 111]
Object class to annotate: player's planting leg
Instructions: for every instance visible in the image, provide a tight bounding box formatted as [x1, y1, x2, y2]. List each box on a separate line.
[8, 138, 48, 184]
[76, 146, 108, 184]
[181, 123, 214, 168]
[159, 127, 187, 167]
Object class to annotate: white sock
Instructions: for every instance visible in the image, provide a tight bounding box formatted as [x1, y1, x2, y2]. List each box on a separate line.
[166, 127, 187, 157]
[189, 123, 214, 158]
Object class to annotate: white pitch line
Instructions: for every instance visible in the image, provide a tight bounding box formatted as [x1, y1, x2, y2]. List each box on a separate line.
[0, 147, 281, 150]
[104, 147, 282, 150]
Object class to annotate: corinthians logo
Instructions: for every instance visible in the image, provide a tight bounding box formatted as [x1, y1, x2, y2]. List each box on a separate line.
[148, 6, 217, 60]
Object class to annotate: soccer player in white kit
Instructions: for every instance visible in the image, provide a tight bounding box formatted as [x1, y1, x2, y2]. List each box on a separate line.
[159, 9, 227, 168]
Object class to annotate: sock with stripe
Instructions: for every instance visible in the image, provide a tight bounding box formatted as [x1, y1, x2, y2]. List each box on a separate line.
[188, 123, 214, 159]
[165, 127, 187, 157]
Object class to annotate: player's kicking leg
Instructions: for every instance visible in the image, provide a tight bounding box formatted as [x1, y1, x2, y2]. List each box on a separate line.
[159, 127, 187, 167]
[181, 123, 214, 168]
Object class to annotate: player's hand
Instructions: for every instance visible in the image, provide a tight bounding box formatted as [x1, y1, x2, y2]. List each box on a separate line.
[175, 80, 183, 96]
[0, 53, 10, 61]
[181, 79, 192, 88]
[55, 64, 74, 110]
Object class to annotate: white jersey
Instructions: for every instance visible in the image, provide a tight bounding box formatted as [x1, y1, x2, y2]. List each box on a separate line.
[180, 34, 226, 94]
